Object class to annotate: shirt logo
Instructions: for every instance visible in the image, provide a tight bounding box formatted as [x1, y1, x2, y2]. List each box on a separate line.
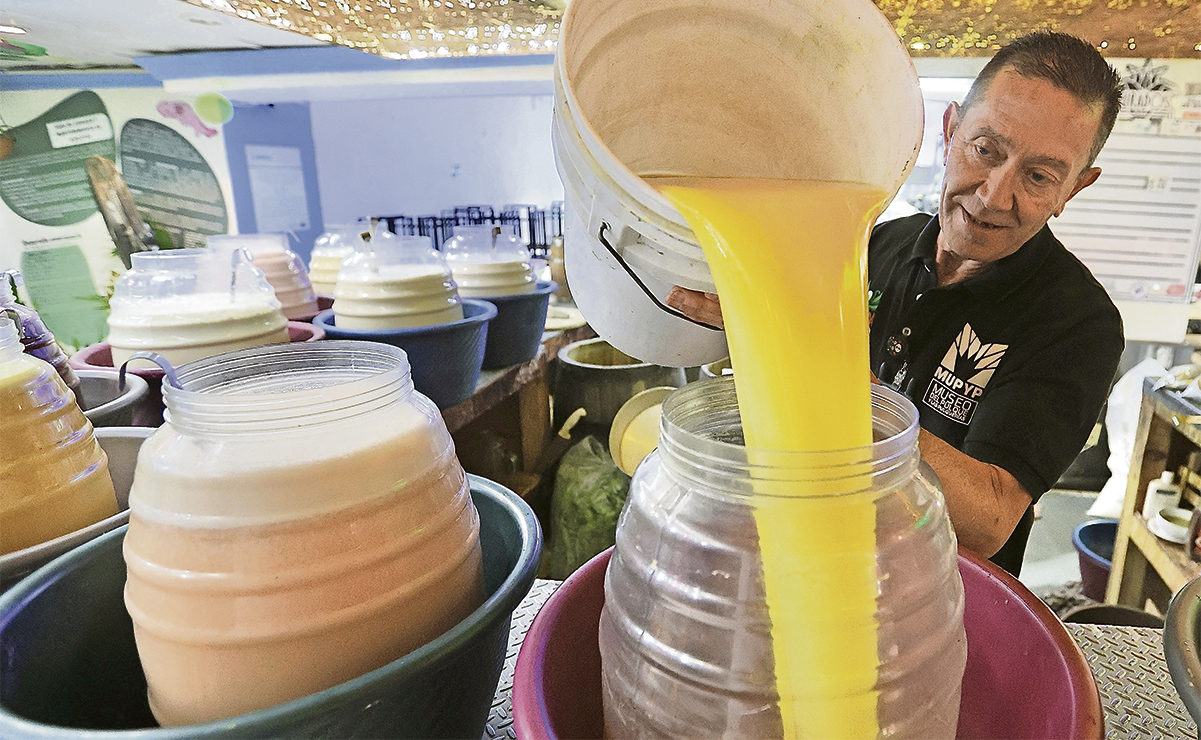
[923, 324, 1008, 425]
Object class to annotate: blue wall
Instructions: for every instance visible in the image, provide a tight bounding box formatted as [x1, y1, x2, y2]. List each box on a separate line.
[221, 102, 324, 260]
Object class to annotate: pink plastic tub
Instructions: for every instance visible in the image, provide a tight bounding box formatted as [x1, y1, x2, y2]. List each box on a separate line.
[513, 548, 1104, 740]
[70, 322, 325, 427]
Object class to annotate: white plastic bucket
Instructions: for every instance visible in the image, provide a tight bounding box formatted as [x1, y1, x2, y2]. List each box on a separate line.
[553, 0, 924, 366]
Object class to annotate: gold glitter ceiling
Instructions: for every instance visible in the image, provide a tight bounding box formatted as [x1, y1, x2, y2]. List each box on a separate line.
[180, 0, 1200, 59]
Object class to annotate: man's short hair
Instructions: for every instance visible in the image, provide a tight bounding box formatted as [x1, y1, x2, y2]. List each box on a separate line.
[960, 31, 1122, 168]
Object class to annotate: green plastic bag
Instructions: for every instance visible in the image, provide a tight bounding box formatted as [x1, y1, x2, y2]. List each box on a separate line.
[540, 436, 631, 580]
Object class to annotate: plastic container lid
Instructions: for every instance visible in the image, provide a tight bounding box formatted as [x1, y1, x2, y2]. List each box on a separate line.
[207, 234, 319, 319]
[111, 249, 280, 309]
[608, 386, 676, 475]
[311, 226, 364, 259]
[338, 230, 451, 278]
[443, 225, 530, 264]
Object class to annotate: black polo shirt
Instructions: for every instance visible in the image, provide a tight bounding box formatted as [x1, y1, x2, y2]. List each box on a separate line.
[868, 214, 1124, 576]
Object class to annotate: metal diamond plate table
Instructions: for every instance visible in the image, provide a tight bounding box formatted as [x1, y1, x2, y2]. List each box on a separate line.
[483, 579, 559, 740]
[485, 585, 1199, 739]
[1066, 623, 1196, 740]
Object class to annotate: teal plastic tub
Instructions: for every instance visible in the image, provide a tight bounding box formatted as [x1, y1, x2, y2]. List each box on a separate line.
[0, 475, 541, 739]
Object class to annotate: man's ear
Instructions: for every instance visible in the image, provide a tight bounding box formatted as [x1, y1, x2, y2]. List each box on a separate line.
[942, 102, 961, 166]
[1054, 167, 1102, 217]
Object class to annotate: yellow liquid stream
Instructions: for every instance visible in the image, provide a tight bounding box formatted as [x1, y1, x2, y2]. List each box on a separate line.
[653, 178, 888, 739]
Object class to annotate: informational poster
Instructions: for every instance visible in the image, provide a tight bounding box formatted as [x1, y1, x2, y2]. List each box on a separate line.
[246, 144, 310, 233]
[0, 88, 236, 349]
[120, 118, 228, 250]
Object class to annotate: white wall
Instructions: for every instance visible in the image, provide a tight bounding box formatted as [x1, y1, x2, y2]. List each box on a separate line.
[310, 94, 563, 223]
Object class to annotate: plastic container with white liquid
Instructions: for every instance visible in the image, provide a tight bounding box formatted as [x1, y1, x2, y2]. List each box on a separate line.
[443, 225, 537, 298]
[106, 249, 289, 367]
[332, 230, 464, 330]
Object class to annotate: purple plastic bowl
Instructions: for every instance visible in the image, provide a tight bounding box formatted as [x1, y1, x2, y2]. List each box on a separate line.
[512, 547, 1104, 740]
[69, 322, 325, 427]
[1072, 520, 1117, 603]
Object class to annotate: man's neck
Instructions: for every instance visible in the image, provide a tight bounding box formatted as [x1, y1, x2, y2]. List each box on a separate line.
[934, 247, 991, 287]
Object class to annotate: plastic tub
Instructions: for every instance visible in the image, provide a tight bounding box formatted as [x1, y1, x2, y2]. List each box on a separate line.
[0, 427, 153, 590]
[76, 370, 150, 428]
[1072, 520, 1118, 602]
[69, 323, 325, 427]
[313, 299, 496, 409]
[481, 280, 558, 369]
[0, 475, 541, 739]
[513, 547, 1104, 740]
[551, 337, 685, 432]
[1164, 573, 1201, 726]
[1063, 604, 1163, 628]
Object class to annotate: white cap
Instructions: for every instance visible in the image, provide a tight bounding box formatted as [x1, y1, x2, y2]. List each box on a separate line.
[0, 316, 20, 355]
[1161, 471, 1176, 484]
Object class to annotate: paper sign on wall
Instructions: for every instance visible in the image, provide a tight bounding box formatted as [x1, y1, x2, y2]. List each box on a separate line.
[246, 144, 310, 233]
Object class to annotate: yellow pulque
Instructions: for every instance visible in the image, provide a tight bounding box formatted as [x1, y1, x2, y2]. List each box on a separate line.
[653, 177, 888, 739]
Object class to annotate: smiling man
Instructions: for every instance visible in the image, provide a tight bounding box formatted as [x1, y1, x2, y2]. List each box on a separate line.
[865, 31, 1124, 574]
[667, 32, 1126, 575]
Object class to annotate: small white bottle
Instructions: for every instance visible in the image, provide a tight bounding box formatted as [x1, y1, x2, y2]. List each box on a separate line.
[1143, 471, 1182, 520]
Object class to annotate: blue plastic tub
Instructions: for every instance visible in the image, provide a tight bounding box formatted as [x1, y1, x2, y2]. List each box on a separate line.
[1072, 519, 1117, 602]
[314, 298, 497, 409]
[480, 280, 558, 369]
[0, 475, 541, 739]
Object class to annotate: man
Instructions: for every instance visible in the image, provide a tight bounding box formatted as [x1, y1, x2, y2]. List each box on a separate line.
[667, 31, 1125, 575]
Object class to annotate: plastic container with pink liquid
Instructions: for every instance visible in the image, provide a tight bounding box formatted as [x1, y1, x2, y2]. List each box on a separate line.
[207, 234, 319, 320]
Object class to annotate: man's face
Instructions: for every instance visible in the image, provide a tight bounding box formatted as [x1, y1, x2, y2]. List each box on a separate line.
[938, 66, 1103, 264]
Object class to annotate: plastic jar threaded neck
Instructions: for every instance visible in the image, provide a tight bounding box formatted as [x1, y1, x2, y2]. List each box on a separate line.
[162, 341, 414, 436]
[657, 377, 920, 498]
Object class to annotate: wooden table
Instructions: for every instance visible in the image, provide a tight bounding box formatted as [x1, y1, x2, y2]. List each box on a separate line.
[1106, 379, 1201, 611]
[441, 323, 596, 502]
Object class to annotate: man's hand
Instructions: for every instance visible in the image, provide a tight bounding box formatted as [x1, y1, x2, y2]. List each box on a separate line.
[665, 286, 724, 329]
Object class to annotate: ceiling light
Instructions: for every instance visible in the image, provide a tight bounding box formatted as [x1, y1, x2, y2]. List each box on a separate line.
[0, 24, 27, 34]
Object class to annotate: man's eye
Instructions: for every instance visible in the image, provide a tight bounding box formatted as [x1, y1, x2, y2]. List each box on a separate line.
[974, 144, 991, 157]
[1029, 170, 1051, 185]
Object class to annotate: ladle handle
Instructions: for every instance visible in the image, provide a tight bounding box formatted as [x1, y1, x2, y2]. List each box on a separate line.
[120, 352, 181, 390]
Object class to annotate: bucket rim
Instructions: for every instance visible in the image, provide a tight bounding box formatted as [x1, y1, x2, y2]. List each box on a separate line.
[0, 475, 542, 738]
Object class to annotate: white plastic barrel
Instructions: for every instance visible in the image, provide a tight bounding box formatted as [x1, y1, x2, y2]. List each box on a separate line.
[553, 0, 925, 366]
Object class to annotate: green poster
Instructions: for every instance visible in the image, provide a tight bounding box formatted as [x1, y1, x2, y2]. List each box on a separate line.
[0, 91, 115, 226]
[119, 119, 228, 250]
[20, 245, 108, 350]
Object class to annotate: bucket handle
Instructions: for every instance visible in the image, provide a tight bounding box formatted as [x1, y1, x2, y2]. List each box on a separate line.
[119, 352, 182, 390]
[596, 221, 722, 332]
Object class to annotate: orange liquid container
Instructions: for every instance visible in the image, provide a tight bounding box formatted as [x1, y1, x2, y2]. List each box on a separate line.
[122, 341, 484, 726]
[0, 317, 117, 554]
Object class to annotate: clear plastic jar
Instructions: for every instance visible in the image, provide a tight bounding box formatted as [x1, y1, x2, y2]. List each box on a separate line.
[308, 226, 362, 296]
[207, 234, 319, 319]
[0, 317, 116, 554]
[123, 341, 484, 726]
[1, 269, 81, 404]
[599, 377, 966, 739]
[333, 230, 463, 330]
[107, 249, 288, 366]
[443, 225, 536, 298]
